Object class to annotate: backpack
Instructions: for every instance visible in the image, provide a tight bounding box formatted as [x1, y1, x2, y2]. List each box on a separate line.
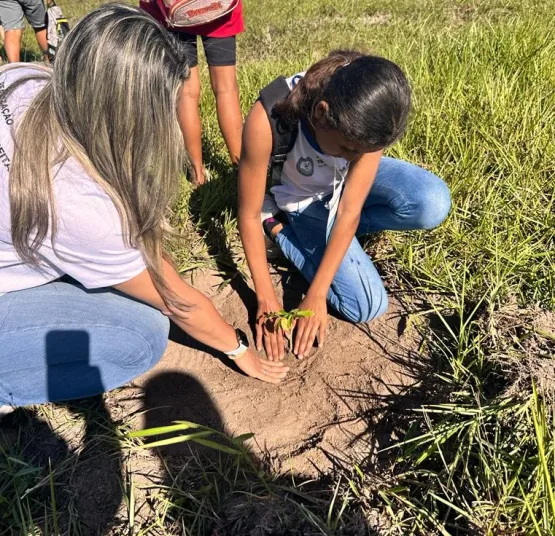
[45, 0, 70, 62]
[258, 76, 298, 186]
[155, 0, 238, 28]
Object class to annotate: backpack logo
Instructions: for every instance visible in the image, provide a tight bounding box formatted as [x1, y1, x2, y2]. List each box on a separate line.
[296, 157, 314, 177]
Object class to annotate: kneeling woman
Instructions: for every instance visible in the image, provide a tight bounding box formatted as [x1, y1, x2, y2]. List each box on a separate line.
[0, 4, 289, 412]
[238, 50, 451, 360]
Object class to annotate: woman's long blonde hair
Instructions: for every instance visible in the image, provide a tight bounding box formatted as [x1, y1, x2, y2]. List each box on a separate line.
[6, 4, 190, 310]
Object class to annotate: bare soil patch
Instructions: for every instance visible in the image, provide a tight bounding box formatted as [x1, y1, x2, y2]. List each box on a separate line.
[5, 269, 421, 534]
[129, 269, 419, 477]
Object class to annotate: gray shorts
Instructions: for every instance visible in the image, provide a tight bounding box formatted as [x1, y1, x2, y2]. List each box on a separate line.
[0, 0, 46, 31]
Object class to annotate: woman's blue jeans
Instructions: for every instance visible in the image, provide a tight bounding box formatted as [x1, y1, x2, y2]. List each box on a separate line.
[0, 281, 169, 406]
[275, 157, 451, 323]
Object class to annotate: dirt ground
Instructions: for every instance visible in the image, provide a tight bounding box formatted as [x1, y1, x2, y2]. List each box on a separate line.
[128, 268, 419, 476]
[7, 268, 422, 534]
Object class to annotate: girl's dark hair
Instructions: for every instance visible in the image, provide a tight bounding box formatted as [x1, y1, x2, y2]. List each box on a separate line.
[274, 50, 411, 151]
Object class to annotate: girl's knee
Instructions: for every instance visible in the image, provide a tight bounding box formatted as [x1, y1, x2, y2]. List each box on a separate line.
[213, 84, 239, 98]
[413, 175, 451, 230]
[337, 285, 389, 324]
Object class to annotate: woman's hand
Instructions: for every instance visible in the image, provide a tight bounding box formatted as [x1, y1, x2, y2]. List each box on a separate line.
[294, 295, 328, 359]
[234, 348, 290, 384]
[256, 297, 287, 361]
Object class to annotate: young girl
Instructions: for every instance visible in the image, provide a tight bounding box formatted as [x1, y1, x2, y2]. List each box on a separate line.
[238, 50, 451, 361]
[0, 4, 288, 415]
[139, 0, 245, 185]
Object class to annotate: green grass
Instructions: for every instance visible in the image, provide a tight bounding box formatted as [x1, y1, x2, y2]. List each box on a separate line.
[2, 0, 555, 534]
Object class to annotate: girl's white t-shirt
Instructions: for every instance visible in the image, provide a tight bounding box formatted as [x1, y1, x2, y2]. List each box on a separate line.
[0, 66, 146, 296]
[270, 72, 350, 215]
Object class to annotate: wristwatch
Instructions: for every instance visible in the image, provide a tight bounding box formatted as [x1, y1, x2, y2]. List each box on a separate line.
[224, 329, 249, 359]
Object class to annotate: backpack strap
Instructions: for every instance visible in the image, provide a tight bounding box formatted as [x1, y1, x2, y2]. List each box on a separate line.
[258, 76, 298, 186]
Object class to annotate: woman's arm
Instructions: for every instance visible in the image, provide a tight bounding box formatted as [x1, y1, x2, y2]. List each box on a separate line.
[238, 101, 286, 360]
[294, 151, 382, 358]
[114, 260, 289, 383]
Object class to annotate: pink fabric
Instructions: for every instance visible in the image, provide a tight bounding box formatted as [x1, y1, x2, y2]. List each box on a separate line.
[140, 0, 245, 37]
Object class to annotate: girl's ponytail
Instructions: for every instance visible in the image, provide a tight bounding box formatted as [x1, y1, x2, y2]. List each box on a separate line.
[274, 50, 363, 125]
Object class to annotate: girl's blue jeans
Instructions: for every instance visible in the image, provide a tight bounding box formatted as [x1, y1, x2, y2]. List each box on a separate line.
[0, 281, 170, 406]
[275, 157, 451, 323]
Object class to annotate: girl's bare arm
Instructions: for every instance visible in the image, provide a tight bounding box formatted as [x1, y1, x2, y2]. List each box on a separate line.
[238, 101, 287, 360]
[238, 101, 276, 303]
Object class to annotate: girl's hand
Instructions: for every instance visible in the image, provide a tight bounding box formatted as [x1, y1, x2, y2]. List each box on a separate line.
[256, 297, 286, 361]
[234, 348, 290, 384]
[294, 295, 328, 359]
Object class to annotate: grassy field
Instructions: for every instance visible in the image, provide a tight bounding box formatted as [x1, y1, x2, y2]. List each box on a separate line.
[2, 0, 555, 534]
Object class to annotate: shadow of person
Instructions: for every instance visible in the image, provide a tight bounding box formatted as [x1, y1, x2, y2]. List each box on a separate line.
[139, 371, 244, 533]
[139, 370, 368, 535]
[1, 329, 124, 535]
[43, 330, 124, 535]
[141, 371, 225, 457]
[279, 267, 308, 312]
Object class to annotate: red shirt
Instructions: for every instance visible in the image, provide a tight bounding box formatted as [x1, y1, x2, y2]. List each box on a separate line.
[139, 0, 245, 37]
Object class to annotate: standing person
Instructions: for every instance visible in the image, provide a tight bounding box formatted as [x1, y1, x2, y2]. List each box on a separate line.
[0, 4, 288, 416]
[140, 0, 245, 186]
[238, 50, 451, 361]
[0, 0, 48, 63]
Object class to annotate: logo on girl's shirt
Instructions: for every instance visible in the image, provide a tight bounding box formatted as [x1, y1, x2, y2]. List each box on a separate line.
[291, 74, 303, 87]
[296, 157, 314, 176]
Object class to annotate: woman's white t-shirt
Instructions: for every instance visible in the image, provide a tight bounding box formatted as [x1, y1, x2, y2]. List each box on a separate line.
[0, 66, 146, 296]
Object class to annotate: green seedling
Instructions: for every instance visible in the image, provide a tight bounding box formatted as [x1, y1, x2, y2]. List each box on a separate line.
[262, 308, 314, 332]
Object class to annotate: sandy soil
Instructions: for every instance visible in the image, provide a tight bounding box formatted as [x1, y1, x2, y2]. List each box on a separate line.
[5, 268, 421, 534]
[128, 269, 419, 477]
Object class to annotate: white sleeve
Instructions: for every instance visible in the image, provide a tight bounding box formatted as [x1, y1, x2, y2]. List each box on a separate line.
[38, 160, 147, 289]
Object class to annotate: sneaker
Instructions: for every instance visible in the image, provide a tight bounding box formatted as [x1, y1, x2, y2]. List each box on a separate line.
[261, 194, 282, 260]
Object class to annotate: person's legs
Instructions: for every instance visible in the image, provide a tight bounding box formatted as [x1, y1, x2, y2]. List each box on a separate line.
[274, 200, 388, 323]
[358, 157, 451, 234]
[179, 66, 205, 184]
[0, 281, 170, 407]
[33, 27, 47, 56]
[174, 32, 205, 185]
[20, 0, 47, 58]
[204, 36, 242, 165]
[4, 29, 22, 62]
[0, 0, 24, 62]
[270, 159, 450, 323]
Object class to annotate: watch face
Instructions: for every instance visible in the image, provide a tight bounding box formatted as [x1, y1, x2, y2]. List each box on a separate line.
[236, 328, 249, 348]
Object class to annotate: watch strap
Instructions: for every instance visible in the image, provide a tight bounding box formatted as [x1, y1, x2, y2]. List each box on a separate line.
[223, 329, 249, 359]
